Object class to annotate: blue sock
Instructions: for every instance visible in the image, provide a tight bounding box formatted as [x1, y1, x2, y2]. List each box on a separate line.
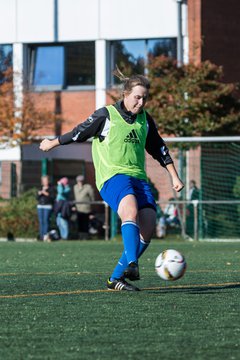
[138, 238, 150, 257]
[110, 238, 150, 281]
[110, 221, 139, 281]
[121, 221, 139, 264]
[110, 250, 128, 281]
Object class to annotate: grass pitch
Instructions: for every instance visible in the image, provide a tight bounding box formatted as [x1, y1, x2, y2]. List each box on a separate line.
[0, 239, 239, 360]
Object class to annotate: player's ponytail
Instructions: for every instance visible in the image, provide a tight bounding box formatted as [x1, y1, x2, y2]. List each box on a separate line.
[113, 66, 150, 95]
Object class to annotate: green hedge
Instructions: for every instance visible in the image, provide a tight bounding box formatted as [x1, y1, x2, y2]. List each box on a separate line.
[0, 188, 39, 239]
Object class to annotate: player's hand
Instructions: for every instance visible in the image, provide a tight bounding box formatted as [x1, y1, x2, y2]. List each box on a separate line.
[166, 163, 185, 193]
[172, 178, 184, 192]
[39, 138, 59, 152]
[39, 139, 52, 152]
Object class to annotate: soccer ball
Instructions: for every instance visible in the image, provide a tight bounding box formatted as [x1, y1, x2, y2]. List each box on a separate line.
[155, 249, 187, 281]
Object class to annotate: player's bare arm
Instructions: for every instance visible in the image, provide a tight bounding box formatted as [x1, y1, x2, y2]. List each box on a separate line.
[39, 138, 60, 152]
[166, 163, 184, 192]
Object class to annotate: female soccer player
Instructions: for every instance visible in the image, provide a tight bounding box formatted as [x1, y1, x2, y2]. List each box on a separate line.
[39, 70, 184, 291]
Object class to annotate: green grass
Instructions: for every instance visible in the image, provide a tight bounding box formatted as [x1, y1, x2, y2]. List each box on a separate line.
[0, 239, 239, 360]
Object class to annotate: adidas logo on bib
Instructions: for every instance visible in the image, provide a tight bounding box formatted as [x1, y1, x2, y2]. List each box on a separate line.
[124, 129, 140, 143]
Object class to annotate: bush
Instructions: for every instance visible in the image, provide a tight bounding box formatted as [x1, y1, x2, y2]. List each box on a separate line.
[0, 188, 38, 239]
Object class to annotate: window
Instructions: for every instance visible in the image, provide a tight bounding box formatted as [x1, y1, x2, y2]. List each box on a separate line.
[0, 44, 13, 83]
[29, 42, 95, 90]
[33, 46, 64, 87]
[108, 38, 177, 86]
[147, 39, 177, 58]
[66, 42, 95, 86]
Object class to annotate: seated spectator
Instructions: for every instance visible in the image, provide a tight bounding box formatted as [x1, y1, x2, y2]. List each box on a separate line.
[89, 212, 104, 237]
[163, 199, 180, 227]
[157, 198, 180, 238]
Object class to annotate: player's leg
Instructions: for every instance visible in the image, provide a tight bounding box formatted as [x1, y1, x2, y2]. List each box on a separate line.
[109, 194, 140, 281]
[107, 193, 140, 291]
[138, 207, 156, 257]
[100, 175, 140, 275]
[123, 179, 156, 279]
[118, 194, 139, 264]
[110, 207, 156, 282]
[108, 177, 156, 281]
[100, 175, 141, 290]
[133, 176, 157, 259]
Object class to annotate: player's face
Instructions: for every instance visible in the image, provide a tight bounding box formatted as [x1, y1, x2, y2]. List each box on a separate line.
[123, 85, 149, 114]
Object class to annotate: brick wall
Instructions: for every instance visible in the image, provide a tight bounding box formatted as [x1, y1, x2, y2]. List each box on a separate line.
[0, 161, 21, 199]
[188, 0, 202, 64]
[188, 0, 240, 83]
[201, 0, 240, 82]
[33, 90, 118, 138]
[32, 91, 97, 136]
[61, 91, 96, 132]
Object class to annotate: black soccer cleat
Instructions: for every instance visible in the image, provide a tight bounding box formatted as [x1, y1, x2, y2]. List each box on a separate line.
[107, 278, 140, 291]
[124, 262, 140, 281]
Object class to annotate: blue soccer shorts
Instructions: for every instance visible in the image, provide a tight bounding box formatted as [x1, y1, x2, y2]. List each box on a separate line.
[100, 174, 156, 213]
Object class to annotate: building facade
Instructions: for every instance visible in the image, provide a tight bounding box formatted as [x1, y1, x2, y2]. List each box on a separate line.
[0, 0, 187, 199]
[0, 0, 239, 200]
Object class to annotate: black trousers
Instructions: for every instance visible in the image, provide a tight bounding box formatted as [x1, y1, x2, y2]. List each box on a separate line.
[77, 212, 90, 233]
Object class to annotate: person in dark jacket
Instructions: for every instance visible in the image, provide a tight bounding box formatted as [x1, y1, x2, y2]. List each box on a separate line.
[37, 175, 55, 240]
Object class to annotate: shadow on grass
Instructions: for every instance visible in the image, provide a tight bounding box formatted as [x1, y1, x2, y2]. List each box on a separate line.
[146, 282, 240, 294]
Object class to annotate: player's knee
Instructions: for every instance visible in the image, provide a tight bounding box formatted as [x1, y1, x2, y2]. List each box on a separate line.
[119, 207, 138, 222]
[118, 194, 138, 221]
